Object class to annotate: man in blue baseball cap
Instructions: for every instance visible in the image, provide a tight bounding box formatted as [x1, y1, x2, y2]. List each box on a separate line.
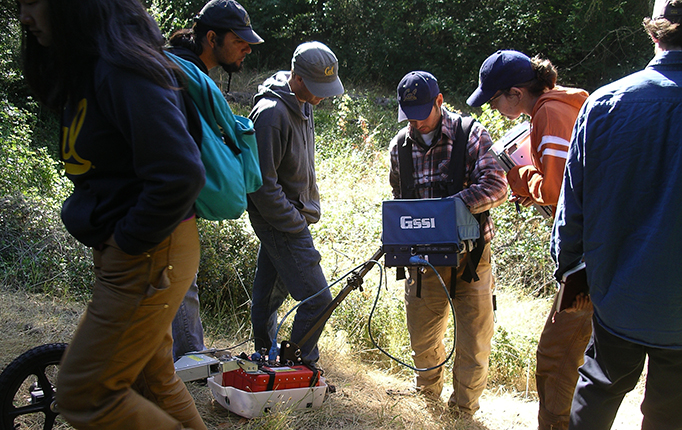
[387, 71, 507, 418]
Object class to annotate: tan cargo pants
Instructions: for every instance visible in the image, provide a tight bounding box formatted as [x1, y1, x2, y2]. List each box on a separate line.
[405, 243, 494, 415]
[536, 292, 593, 430]
[56, 218, 207, 430]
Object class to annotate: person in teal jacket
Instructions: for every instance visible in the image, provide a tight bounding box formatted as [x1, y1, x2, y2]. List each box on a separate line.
[167, 0, 263, 362]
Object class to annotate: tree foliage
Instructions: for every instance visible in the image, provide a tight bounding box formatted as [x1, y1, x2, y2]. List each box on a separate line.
[230, 0, 652, 99]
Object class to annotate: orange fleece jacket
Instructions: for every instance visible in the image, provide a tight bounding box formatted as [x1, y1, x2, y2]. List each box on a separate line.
[507, 86, 588, 208]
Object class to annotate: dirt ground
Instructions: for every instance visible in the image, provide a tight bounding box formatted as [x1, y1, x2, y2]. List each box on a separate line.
[0, 288, 645, 429]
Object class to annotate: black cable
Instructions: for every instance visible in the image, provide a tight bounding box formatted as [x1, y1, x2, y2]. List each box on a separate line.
[367, 256, 457, 372]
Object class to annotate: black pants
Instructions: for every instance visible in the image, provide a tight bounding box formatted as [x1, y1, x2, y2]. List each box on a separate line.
[570, 315, 682, 430]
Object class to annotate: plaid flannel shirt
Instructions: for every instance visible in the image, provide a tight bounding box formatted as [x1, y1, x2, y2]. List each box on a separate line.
[389, 107, 507, 242]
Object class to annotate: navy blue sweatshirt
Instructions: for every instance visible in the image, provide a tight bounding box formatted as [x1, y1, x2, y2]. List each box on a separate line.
[60, 58, 205, 255]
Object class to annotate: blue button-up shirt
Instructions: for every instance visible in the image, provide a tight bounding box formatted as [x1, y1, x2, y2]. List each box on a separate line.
[551, 50, 682, 348]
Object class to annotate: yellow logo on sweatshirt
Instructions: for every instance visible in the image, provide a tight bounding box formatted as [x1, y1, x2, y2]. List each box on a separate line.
[61, 98, 92, 175]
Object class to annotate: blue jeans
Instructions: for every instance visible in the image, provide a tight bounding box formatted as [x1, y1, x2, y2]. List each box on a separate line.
[171, 275, 205, 361]
[570, 315, 682, 430]
[250, 223, 332, 364]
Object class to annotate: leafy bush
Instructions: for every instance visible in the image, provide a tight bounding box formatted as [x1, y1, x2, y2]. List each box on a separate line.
[235, 0, 651, 100]
[0, 194, 94, 298]
[196, 217, 260, 337]
[488, 325, 537, 392]
[0, 99, 66, 199]
[0, 99, 92, 298]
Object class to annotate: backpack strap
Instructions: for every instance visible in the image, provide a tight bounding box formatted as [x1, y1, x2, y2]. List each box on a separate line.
[449, 116, 487, 295]
[179, 85, 203, 149]
[448, 116, 474, 196]
[397, 128, 416, 199]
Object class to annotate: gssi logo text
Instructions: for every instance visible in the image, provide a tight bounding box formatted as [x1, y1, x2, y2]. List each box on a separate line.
[400, 216, 436, 229]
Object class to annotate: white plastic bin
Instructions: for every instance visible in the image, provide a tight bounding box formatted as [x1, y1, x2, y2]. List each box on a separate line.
[207, 375, 327, 419]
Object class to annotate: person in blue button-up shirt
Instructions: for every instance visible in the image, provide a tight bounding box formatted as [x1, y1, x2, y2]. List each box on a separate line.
[551, 1, 682, 428]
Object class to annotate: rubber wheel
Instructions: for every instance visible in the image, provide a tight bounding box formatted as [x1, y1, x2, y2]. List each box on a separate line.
[0, 343, 69, 430]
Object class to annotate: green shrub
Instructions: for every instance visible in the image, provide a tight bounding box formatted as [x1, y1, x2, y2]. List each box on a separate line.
[0, 99, 92, 298]
[0, 194, 94, 298]
[491, 203, 555, 296]
[488, 325, 537, 392]
[0, 99, 67, 199]
[196, 217, 260, 337]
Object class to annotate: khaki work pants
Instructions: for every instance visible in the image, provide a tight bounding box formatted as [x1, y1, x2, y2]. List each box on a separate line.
[405, 244, 494, 415]
[56, 218, 207, 430]
[536, 292, 593, 430]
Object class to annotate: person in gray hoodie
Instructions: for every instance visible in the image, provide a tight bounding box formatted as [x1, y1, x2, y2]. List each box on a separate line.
[247, 41, 344, 366]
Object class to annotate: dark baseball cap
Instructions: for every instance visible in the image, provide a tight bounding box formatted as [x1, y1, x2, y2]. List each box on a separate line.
[397, 71, 440, 122]
[653, 0, 682, 19]
[466, 50, 535, 107]
[292, 41, 344, 98]
[195, 0, 264, 44]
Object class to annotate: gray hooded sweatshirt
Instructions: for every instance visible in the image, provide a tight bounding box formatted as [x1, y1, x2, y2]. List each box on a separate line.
[247, 71, 320, 233]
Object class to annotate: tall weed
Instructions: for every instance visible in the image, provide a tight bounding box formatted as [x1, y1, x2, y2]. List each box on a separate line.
[0, 99, 92, 298]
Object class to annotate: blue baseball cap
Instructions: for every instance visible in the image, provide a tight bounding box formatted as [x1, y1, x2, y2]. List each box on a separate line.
[466, 50, 535, 107]
[397, 71, 440, 121]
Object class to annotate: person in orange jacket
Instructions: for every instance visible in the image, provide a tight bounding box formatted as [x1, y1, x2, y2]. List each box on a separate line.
[468, 50, 591, 430]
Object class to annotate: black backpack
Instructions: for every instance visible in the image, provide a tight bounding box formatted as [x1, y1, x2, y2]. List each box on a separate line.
[396, 115, 487, 295]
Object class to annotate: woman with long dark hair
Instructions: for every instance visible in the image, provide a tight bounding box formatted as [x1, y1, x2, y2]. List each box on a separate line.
[18, 0, 207, 428]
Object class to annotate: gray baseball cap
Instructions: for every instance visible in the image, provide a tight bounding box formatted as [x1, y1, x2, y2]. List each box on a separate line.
[291, 41, 344, 98]
[195, 0, 264, 44]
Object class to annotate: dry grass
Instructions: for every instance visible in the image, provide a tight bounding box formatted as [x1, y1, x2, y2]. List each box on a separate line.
[0, 288, 646, 430]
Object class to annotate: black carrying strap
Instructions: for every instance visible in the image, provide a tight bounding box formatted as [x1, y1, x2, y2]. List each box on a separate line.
[178, 79, 203, 149]
[307, 365, 320, 387]
[263, 367, 277, 391]
[397, 128, 416, 199]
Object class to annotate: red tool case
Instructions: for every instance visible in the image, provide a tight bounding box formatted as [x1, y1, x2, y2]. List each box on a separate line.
[221, 365, 321, 392]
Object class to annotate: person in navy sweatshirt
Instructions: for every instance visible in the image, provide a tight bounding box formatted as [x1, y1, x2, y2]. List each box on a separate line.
[18, 0, 206, 428]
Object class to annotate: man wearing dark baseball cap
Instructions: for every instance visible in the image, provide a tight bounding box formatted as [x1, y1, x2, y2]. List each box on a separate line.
[396, 70, 441, 122]
[469, 49, 591, 430]
[388, 70, 507, 417]
[195, 0, 263, 45]
[167, 0, 263, 362]
[168, 0, 262, 76]
[552, 0, 682, 428]
[246, 42, 344, 369]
